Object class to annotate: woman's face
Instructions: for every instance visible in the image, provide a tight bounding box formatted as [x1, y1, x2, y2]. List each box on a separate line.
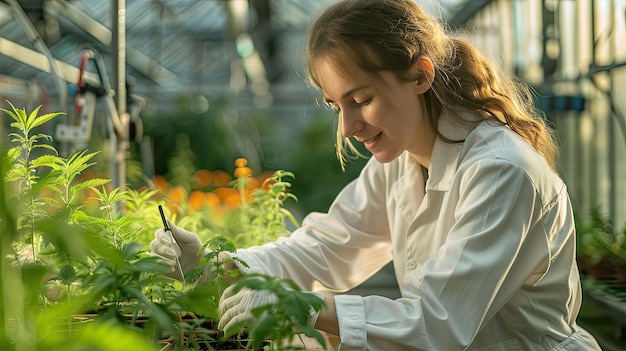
[316, 58, 436, 166]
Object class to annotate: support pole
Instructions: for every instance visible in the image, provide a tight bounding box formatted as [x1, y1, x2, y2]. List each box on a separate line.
[111, 0, 129, 194]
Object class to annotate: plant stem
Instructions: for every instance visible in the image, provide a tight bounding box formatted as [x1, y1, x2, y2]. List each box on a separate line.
[29, 192, 37, 262]
[67, 284, 72, 335]
[106, 209, 119, 248]
[238, 177, 247, 206]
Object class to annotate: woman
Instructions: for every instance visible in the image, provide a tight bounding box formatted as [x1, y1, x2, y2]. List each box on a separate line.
[151, 0, 601, 349]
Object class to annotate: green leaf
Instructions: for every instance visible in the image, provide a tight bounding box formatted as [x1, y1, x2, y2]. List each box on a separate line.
[121, 242, 144, 260]
[234, 274, 267, 292]
[91, 274, 117, 296]
[2, 103, 64, 134]
[119, 285, 178, 337]
[21, 263, 48, 305]
[303, 327, 328, 349]
[207, 235, 237, 253]
[2, 103, 23, 123]
[170, 282, 220, 319]
[249, 314, 277, 349]
[65, 322, 158, 351]
[232, 256, 250, 269]
[58, 264, 78, 284]
[71, 178, 110, 195]
[185, 265, 207, 285]
[31, 154, 61, 168]
[27, 109, 64, 130]
[64, 150, 100, 175]
[131, 256, 171, 274]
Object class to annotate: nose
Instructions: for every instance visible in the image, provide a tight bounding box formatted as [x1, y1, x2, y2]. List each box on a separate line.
[341, 109, 364, 138]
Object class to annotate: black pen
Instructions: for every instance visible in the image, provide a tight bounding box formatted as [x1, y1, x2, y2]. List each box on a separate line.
[158, 205, 186, 286]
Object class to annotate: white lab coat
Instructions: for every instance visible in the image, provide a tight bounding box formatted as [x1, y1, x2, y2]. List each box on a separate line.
[235, 111, 602, 350]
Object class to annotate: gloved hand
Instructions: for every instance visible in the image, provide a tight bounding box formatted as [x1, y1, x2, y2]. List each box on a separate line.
[217, 284, 323, 336]
[218, 285, 276, 335]
[149, 220, 210, 281]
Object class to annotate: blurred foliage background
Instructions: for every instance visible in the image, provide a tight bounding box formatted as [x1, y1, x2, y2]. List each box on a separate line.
[135, 96, 369, 219]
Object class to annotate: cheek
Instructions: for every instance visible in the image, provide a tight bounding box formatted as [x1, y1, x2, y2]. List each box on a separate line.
[398, 95, 427, 126]
[390, 104, 420, 130]
[365, 93, 422, 131]
[361, 105, 383, 125]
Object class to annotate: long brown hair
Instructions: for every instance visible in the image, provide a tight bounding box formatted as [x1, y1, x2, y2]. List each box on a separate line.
[306, 0, 559, 171]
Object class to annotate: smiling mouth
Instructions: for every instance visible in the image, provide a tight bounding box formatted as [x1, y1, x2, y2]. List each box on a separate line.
[360, 132, 381, 145]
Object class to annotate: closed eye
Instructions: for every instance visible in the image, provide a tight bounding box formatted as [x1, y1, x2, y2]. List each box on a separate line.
[354, 98, 372, 106]
[323, 96, 370, 114]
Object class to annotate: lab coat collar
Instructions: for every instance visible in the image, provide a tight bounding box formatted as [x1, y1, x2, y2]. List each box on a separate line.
[426, 109, 480, 192]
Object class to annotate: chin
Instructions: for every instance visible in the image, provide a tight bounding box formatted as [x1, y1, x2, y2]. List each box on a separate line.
[372, 152, 402, 164]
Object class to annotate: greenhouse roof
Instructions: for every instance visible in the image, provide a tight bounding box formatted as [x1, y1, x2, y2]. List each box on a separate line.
[0, 0, 473, 113]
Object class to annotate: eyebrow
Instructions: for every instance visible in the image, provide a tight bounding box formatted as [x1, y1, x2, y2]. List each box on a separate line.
[323, 85, 369, 103]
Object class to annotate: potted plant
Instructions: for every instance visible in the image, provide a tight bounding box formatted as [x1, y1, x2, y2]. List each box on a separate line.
[0, 102, 326, 351]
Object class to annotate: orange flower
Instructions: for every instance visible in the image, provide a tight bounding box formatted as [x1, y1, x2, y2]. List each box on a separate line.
[223, 192, 241, 209]
[205, 192, 221, 208]
[247, 177, 260, 190]
[214, 187, 236, 201]
[234, 157, 248, 167]
[168, 186, 187, 203]
[188, 190, 206, 211]
[193, 169, 213, 188]
[213, 170, 232, 187]
[234, 166, 252, 178]
[154, 175, 169, 192]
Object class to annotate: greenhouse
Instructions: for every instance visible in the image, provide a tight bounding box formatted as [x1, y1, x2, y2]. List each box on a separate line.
[0, 0, 625, 350]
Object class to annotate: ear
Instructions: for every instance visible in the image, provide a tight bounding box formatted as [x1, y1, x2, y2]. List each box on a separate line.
[414, 58, 435, 94]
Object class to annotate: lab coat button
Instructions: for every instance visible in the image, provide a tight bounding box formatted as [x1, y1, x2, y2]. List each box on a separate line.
[407, 260, 417, 270]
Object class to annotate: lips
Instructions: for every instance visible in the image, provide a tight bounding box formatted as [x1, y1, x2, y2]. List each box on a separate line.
[357, 132, 382, 148]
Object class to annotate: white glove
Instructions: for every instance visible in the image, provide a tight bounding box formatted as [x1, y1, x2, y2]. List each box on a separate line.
[218, 285, 276, 334]
[149, 220, 209, 281]
[217, 284, 322, 336]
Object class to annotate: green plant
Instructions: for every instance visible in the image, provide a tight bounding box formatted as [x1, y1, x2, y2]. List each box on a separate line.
[578, 206, 626, 262]
[1, 103, 327, 350]
[187, 236, 248, 287]
[233, 170, 299, 247]
[227, 274, 326, 351]
[48, 150, 109, 214]
[3, 101, 64, 263]
[1, 102, 172, 350]
[610, 226, 626, 261]
[0, 170, 159, 351]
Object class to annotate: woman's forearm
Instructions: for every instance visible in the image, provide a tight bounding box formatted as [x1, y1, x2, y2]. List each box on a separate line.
[315, 292, 340, 336]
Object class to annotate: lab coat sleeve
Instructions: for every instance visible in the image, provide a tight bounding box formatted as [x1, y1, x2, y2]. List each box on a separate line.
[234, 157, 393, 292]
[336, 158, 555, 350]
